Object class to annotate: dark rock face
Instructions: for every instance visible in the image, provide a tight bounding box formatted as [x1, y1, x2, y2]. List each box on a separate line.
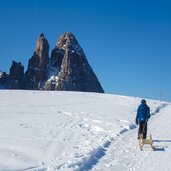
[50, 47, 64, 69]
[45, 32, 104, 93]
[8, 61, 24, 89]
[0, 61, 24, 89]
[0, 71, 8, 87]
[24, 33, 49, 90]
[0, 32, 104, 93]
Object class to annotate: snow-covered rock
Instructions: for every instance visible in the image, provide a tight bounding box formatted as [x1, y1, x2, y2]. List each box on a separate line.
[45, 32, 104, 93]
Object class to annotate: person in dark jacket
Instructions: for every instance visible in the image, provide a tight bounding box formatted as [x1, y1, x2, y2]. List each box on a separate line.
[136, 99, 150, 139]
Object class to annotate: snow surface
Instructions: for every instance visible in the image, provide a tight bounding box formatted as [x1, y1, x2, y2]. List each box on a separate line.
[46, 65, 60, 86]
[0, 90, 170, 171]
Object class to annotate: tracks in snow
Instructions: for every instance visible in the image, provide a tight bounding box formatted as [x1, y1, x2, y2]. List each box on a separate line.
[51, 102, 168, 171]
[14, 102, 168, 171]
[91, 102, 168, 171]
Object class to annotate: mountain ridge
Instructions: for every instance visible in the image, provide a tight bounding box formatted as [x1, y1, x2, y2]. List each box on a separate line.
[0, 32, 104, 93]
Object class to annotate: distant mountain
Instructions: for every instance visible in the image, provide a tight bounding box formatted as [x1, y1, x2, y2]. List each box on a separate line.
[0, 32, 104, 93]
[0, 70, 8, 88]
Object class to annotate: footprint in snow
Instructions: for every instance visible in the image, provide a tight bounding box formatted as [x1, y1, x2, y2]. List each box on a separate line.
[12, 154, 19, 157]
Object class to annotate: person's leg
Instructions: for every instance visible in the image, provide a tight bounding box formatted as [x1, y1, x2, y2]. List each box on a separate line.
[138, 122, 143, 139]
[143, 122, 147, 139]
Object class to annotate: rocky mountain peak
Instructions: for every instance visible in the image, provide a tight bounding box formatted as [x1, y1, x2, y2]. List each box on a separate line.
[8, 61, 24, 88]
[39, 32, 44, 38]
[24, 33, 50, 89]
[45, 32, 104, 93]
[1, 32, 104, 93]
[35, 32, 49, 60]
[56, 32, 79, 51]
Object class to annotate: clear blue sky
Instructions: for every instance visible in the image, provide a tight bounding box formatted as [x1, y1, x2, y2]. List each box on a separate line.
[0, 0, 171, 102]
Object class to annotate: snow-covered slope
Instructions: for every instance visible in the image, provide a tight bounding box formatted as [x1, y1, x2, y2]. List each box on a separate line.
[0, 90, 170, 171]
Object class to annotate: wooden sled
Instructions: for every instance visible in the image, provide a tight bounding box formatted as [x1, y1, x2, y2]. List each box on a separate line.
[139, 134, 155, 151]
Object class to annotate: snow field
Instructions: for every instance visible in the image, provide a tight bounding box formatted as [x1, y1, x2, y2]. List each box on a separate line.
[0, 90, 169, 171]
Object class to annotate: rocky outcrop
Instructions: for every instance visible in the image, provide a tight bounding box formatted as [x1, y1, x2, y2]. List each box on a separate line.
[45, 32, 104, 93]
[35, 32, 49, 77]
[0, 61, 24, 89]
[0, 70, 8, 87]
[0, 32, 104, 93]
[24, 32, 49, 90]
[8, 61, 24, 89]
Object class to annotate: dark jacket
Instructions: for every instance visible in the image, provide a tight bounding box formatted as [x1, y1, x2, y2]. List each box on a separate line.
[136, 103, 150, 123]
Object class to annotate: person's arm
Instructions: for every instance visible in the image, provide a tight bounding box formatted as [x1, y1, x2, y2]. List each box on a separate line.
[147, 106, 150, 120]
[135, 108, 139, 124]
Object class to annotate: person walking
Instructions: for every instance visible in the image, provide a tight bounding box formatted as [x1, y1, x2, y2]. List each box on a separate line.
[136, 99, 150, 139]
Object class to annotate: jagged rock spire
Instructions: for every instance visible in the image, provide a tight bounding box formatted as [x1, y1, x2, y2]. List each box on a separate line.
[1, 32, 104, 93]
[24, 32, 49, 89]
[9, 61, 24, 89]
[35, 32, 49, 70]
[46, 32, 104, 93]
[56, 32, 78, 50]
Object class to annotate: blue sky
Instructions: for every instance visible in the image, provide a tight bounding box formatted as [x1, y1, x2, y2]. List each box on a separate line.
[0, 0, 171, 102]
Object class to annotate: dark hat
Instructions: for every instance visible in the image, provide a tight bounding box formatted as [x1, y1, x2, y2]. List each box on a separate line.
[141, 99, 146, 104]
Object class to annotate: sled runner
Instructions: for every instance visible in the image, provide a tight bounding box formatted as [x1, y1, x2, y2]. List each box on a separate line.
[139, 134, 155, 151]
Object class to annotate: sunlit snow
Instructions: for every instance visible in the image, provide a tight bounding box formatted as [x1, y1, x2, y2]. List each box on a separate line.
[0, 90, 170, 171]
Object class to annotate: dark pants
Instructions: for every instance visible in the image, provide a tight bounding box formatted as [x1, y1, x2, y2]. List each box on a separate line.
[138, 121, 147, 139]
